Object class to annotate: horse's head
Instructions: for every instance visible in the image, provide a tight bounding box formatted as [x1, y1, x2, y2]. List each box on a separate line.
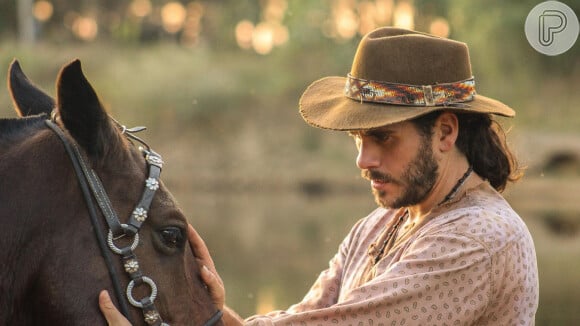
[1, 59, 222, 325]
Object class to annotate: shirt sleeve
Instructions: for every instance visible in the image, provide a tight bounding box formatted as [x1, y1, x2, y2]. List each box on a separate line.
[245, 230, 494, 326]
[245, 218, 360, 323]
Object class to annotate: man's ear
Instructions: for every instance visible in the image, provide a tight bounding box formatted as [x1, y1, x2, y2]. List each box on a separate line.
[434, 111, 459, 152]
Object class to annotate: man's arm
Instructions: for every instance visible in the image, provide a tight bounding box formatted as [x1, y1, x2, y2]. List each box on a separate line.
[221, 306, 244, 326]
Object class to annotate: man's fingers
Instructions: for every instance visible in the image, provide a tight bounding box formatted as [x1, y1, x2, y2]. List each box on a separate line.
[188, 224, 216, 271]
[99, 290, 131, 326]
[188, 225, 225, 309]
[201, 265, 226, 310]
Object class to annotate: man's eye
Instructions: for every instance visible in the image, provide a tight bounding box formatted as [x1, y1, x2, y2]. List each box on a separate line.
[370, 132, 391, 142]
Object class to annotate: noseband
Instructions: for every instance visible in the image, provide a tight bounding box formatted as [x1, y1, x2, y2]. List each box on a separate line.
[45, 118, 222, 326]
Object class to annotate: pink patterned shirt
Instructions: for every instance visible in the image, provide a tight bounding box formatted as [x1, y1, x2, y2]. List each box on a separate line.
[246, 182, 539, 325]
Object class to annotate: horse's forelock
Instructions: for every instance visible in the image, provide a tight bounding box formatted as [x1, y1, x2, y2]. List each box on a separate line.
[93, 122, 143, 170]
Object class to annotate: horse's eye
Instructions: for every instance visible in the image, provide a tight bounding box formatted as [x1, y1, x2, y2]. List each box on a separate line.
[159, 227, 185, 248]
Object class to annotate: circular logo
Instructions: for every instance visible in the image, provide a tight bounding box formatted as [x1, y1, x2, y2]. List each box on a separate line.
[525, 1, 579, 56]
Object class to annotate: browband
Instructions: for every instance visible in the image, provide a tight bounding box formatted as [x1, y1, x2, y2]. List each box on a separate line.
[344, 74, 476, 107]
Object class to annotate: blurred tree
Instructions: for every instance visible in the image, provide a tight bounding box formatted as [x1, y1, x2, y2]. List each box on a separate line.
[16, 0, 35, 43]
[1, 1, 577, 76]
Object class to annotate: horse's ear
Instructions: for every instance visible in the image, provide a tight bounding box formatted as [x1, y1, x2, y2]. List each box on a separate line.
[56, 59, 116, 157]
[7, 59, 55, 117]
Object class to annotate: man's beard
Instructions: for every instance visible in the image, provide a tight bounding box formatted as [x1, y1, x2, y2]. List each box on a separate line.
[362, 137, 439, 209]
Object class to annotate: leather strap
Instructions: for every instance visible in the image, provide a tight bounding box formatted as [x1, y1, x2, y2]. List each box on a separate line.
[46, 118, 222, 326]
[45, 119, 133, 321]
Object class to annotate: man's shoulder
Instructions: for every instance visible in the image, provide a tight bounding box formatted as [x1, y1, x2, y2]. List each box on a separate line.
[430, 185, 531, 253]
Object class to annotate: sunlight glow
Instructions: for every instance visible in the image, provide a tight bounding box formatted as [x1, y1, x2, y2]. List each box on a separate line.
[272, 23, 289, 46]
[255, 288, 276, 315]
[187, 2, 204, 21]
[374, 0, 393, 25]
[235, 20, 254, 50]
[358, 1, 377, 36]
[263, 0, 287, 23]
[129, 0, 152, 18]
[429, 17, 450, 38]
[236, 0, 289, 54]
[252, 23, 275, 55]
[161, 2, 187, 34]
[72, 16, 98, 41]
[33, 1, 54, 22]
[393, 1, 414, 30]
[180, 2, 205, 46]
[336, 9, 358, 39]
[323, 0, 405, 41]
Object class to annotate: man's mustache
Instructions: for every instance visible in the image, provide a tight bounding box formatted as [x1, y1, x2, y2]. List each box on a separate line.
[361, 169, 398, 184]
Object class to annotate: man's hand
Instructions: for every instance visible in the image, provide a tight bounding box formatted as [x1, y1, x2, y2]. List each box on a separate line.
[189, 225, 246, 325]
[98, 224, 229, 325]
[99, 290, 131, 326]
[188, 224, 226, 310]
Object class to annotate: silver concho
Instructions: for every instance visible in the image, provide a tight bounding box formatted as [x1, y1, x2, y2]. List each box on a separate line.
[133, 207, 148, 222]
[145, 178, 159, 191]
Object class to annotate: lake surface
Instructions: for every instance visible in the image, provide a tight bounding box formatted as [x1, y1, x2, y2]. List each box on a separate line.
[168, 177, 580, 325]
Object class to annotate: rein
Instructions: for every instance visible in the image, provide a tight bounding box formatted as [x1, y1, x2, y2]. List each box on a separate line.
[45, 118, 222, 326]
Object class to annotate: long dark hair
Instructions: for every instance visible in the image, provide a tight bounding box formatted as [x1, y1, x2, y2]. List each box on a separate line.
[411, 111, 522, 192]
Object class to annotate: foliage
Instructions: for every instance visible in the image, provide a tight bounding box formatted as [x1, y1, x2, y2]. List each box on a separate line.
[1, 1, 580, 324]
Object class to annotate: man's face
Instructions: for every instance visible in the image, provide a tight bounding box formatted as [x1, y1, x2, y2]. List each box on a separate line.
[350, 121, 439, 209]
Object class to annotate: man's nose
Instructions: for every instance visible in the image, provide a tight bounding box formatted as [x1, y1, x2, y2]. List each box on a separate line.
[356, 139, 381, 170]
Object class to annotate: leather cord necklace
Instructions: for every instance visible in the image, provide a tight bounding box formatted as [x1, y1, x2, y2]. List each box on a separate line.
[371, 166, 473, 266]
[437, 166, 473, 206]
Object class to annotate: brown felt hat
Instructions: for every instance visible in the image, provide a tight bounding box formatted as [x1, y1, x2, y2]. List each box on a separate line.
[299, 27, 515, 130]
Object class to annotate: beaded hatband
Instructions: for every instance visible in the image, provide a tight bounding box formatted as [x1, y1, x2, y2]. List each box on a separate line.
[344, 74, 476, 106]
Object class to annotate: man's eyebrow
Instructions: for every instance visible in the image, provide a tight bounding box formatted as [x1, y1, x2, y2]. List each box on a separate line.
[347, 128, 395, 138]
[364, 128, 394, 136]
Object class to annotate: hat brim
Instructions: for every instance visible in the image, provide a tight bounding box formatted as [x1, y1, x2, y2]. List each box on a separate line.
[299, 77, 516, 131]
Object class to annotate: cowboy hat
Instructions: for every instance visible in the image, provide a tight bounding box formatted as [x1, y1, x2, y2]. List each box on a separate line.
[299, 27, 515, 130]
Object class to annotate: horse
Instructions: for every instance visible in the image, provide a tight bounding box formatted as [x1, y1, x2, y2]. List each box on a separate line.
[0, 59, 223, 326]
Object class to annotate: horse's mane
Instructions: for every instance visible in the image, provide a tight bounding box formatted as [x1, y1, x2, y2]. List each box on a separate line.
[0, 114, 48, 146]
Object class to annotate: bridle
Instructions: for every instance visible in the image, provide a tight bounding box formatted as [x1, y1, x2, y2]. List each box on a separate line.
[45, 117, 222, 326]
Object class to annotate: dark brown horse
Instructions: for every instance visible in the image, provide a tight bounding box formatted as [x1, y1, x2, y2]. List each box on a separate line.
[0, 59, 222, 325]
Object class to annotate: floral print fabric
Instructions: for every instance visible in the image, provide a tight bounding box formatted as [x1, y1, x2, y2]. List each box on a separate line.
[246, 182, 539, 325]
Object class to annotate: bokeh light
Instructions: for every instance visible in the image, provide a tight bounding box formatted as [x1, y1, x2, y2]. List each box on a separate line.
[161, 1, 187, 34]
[319, 0, 413, 42]
[72, 16, 98, 41]
[235, 0, 289, 54]
[236, 20, 255, 50]
[374, 0, 394, 25]
[429, 17, 450, 38]
[272, 23, 289, 46]
[358, 1, 377, 36]
[33, 1, 54, 22]
[252, 22, 275, 55]
[180, 2, 205, 47]
[255, 288, 276, 315]
[263, 0, 287, 23]
[129, 0, 152, 18]
[2, 4, 578, 325]
[334, 4, 359, 40]
[393, 1, 414, 30]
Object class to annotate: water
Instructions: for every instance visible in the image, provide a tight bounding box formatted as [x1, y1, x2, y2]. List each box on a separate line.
[171, 180, 580, 324]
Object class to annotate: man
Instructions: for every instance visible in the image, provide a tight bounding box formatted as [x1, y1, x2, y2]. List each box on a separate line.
[101, 27, 539, 325]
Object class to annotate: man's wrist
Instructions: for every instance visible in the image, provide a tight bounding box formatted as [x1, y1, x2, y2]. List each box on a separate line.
[221, 305, 244, 326]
